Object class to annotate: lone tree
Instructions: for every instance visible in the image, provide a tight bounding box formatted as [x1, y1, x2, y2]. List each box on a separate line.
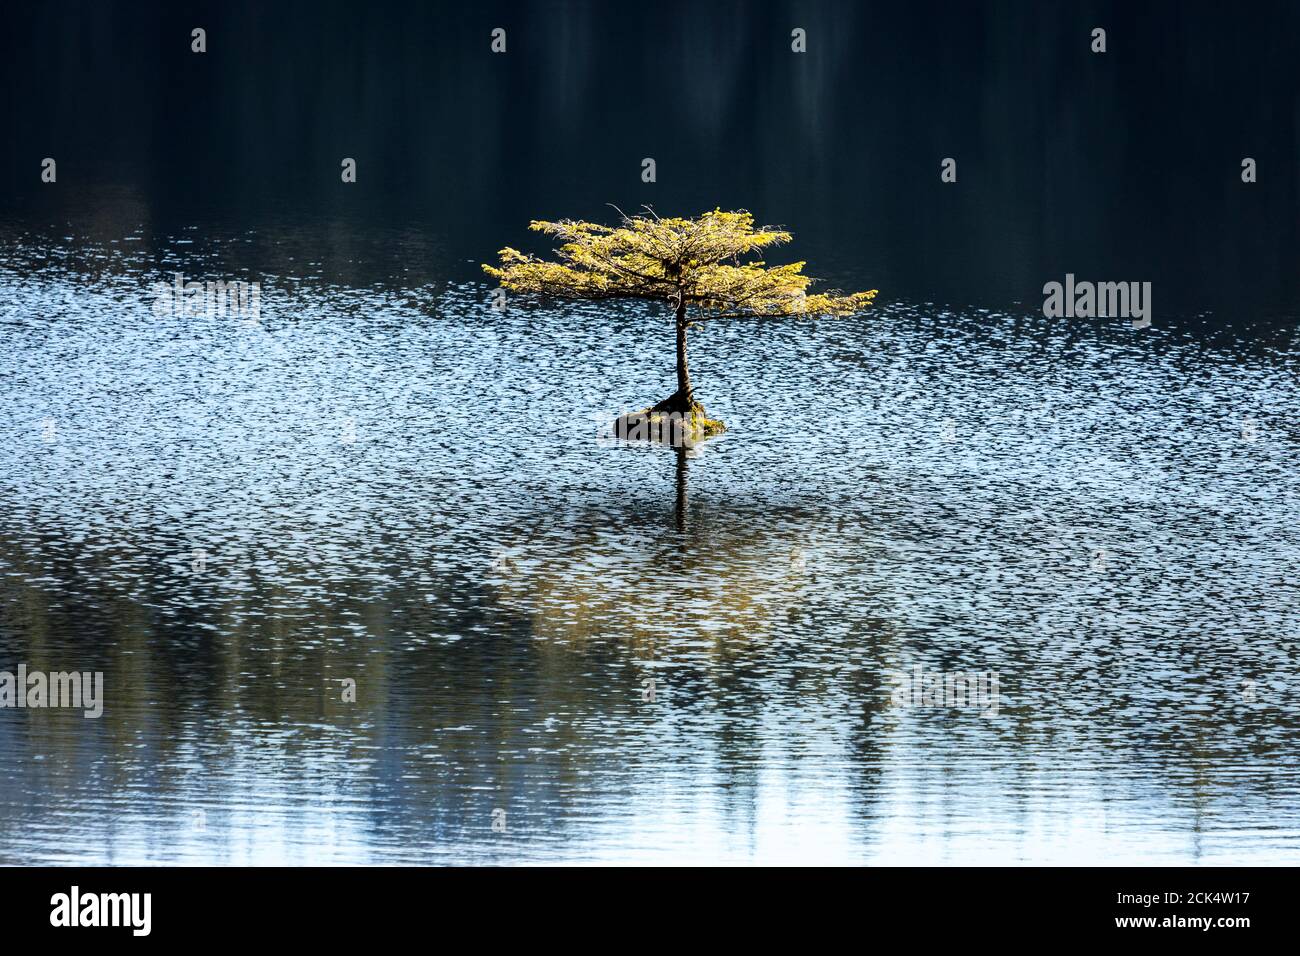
[484, 208, 877, 439]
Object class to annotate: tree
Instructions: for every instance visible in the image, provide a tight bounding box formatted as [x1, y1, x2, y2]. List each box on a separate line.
[484, 208, 877, 439]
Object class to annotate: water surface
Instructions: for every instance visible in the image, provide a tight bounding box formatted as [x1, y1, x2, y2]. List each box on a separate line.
[1, 224, 1297, 864]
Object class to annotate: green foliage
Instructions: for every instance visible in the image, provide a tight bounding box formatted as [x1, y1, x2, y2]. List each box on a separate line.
[484, 208, 877, 320]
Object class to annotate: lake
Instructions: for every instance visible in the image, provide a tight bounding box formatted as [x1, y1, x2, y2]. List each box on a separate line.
[1, 0, 1298, 865]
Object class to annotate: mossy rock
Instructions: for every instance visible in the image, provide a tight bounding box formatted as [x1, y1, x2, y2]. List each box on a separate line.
[613, 402, 726, 447]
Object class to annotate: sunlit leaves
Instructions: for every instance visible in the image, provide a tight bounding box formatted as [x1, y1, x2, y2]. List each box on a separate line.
[484, 208, 877, 320]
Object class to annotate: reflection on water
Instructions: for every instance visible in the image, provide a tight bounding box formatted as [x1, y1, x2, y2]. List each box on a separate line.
[1, 229, 1298, 864]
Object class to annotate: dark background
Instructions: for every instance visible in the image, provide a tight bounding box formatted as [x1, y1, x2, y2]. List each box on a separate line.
[2, 0, 1299, 319]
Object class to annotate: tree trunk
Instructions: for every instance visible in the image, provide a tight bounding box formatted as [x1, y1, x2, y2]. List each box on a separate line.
[654, 297, 694, 413]
[675, 298, 691, 401]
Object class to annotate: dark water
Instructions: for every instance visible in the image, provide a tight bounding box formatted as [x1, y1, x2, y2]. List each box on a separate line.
[1, 1, 1299, 864]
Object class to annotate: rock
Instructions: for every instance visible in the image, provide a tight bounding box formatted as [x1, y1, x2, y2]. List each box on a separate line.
[613, 403, 726, 448]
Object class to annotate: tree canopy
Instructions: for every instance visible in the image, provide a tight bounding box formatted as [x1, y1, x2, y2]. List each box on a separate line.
[483, 208, 877, 320]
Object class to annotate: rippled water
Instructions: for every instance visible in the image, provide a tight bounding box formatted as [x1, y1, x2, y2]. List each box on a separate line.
[1, 226, 1297, 865]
